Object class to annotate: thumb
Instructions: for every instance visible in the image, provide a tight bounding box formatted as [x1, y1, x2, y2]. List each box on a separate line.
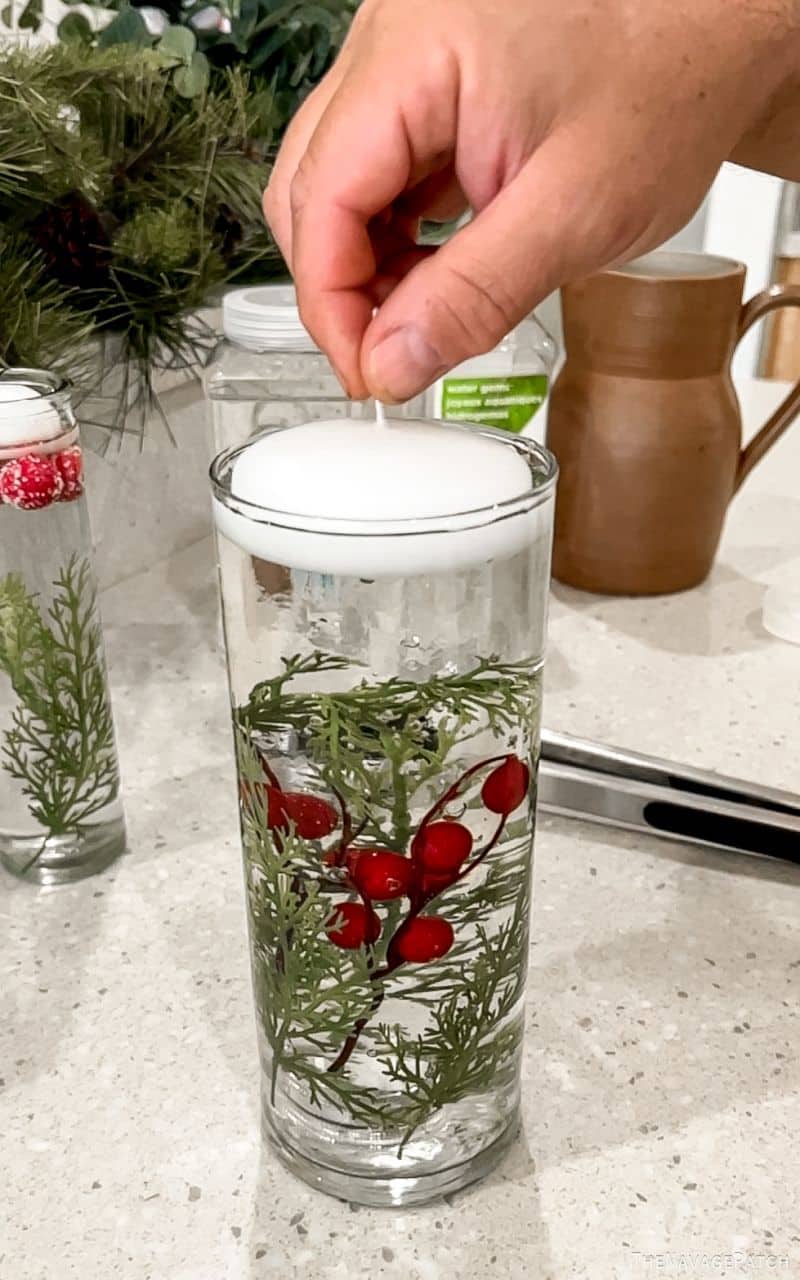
[362, 131, 633, 402]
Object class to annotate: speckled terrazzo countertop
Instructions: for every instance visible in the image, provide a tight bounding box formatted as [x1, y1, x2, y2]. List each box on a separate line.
[3, 380, 799, 1280]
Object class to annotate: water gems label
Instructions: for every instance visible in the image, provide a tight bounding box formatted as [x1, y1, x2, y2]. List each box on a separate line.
[439, 374, 549, 434]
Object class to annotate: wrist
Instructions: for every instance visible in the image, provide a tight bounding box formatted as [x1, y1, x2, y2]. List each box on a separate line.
[726, 0, 800, 179]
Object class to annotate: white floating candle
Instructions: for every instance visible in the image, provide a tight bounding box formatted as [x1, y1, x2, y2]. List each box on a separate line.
[0, 382, 65, 451]
[213, 417, 553, 579]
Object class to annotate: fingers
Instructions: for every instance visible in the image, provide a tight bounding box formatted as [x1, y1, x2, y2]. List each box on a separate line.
[262, 63, 347, 269]
[280, 35, 460, 394]
[372, 246, 435, 304]
[395, 171, 467, 224]
[361, 128, 639, 401]
[290, 102, 410, 391]
[287, 81, 441, 395]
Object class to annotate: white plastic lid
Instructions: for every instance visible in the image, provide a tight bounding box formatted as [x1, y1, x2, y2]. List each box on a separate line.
[222, 284, 318, 352]
[762, 579, 800, 646]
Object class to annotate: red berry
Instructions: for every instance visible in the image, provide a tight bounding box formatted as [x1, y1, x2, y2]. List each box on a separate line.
[413, 821, 473, 875]
[350, 850, 414, 901]
[481, 755, 530, 816]
[327, 901, 381, 950]
[0, 454, 63, 510]
[421, 871, 456, 899]
[267, 788, 338, 839]
[54, 446, 83, 502]
[394, 915, 454, 963]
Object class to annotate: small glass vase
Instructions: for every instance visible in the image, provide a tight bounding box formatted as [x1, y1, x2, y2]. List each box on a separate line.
[0, 369, 126, 885]
[210, 417, 556, 1206]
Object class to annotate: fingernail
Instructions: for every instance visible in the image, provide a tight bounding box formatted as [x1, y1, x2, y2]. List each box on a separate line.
[367, 327, 446, 402]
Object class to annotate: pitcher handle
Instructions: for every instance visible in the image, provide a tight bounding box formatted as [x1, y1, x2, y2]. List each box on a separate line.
[734, 283, 800, 492]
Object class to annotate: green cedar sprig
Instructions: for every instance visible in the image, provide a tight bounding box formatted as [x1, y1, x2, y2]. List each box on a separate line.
[234, 651, 539, 1137]
[238, 650, 539, 849]
[0, 557, 119, 837]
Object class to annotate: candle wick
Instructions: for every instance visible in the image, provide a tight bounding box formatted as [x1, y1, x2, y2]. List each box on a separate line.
[370, 305, 389, 430]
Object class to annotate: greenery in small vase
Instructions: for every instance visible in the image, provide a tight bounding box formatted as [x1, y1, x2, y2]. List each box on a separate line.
[0, 557, 120, 846]
[0, 41, 287, 435]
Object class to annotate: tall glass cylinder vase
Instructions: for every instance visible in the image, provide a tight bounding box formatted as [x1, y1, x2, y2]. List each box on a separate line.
[210, 417, 556, 1206]
[0, 369, 126, 884]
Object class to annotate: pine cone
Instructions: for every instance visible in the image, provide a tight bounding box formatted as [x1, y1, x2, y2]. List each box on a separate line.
[214, 203, 244, 260]
[31, 191, 112, 291]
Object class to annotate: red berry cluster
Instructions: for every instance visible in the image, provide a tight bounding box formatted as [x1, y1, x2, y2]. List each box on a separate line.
[241, 750, 530, 965]
[0, 447, 83, 511]
[240, 748, 531, 1073]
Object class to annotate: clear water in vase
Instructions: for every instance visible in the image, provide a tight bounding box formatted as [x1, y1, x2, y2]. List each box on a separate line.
[0, 493, 125, 885]
[220, 546, 546, 1205]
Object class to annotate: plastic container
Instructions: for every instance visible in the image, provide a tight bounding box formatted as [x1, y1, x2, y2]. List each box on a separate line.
[209, 407, 557, 1207]
[762, 567, 800, 645]
[205, 284, 423, 454]
[427, 313, 558, 443]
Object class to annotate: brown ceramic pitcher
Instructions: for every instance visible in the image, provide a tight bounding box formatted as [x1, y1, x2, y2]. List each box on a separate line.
[547, 251, 800, 594]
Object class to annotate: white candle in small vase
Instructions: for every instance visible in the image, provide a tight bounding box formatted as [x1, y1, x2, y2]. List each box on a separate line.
[0, 382, 73, 459]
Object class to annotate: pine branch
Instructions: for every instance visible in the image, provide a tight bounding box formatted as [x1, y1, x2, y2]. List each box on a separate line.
[372, 903, 530, 1143]
[0, 44, 282, 420]
[239, 652, 539, 847]
[0, 233, 93, 380]
[233, 651, 540, 1134]
[0, 557, 120, 836]
[238, 730, 374, 1102]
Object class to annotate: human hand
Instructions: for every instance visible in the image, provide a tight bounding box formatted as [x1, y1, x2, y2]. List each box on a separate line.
[264, 0, 798, 401]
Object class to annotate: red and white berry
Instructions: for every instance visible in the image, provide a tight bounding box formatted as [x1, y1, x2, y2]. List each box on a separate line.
[54, 446, 84, 502]
[0, 454, 63, 510]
